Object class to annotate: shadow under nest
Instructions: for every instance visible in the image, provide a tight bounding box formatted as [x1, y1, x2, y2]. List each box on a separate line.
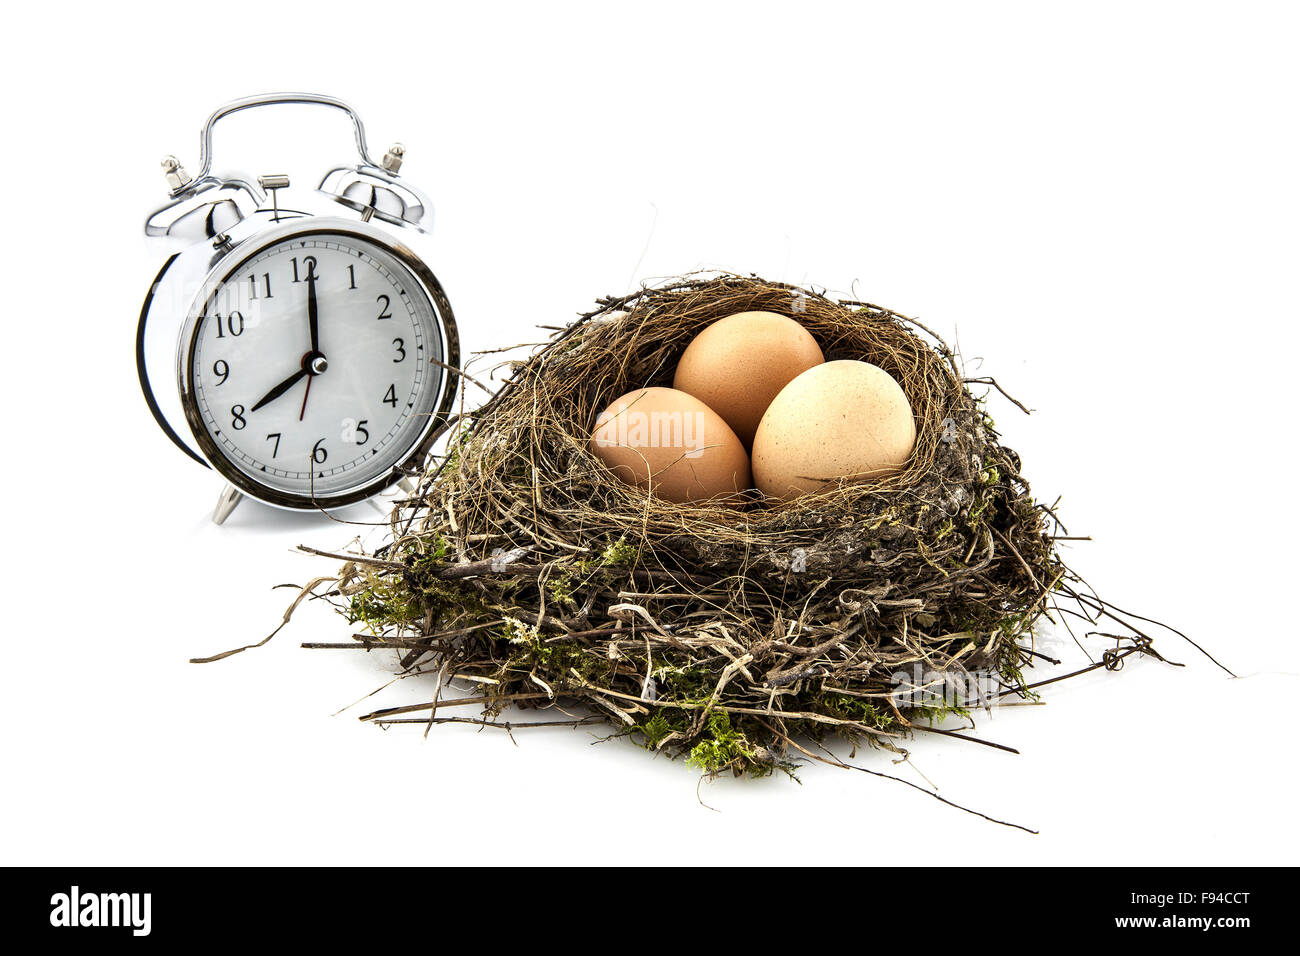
[328, 274, 1179, 790]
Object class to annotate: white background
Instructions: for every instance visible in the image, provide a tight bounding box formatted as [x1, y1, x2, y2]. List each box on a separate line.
[1, 1, 1296, 865]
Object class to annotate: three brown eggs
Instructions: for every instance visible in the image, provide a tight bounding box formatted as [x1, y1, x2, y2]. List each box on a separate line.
[590, 311, 916, 503]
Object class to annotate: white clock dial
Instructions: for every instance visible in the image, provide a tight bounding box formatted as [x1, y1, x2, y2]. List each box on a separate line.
[184, 228, 450, 506]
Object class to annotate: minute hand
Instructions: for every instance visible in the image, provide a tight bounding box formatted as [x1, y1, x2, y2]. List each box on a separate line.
[307, 271, 320, 354]
[250, 367, 309, 412]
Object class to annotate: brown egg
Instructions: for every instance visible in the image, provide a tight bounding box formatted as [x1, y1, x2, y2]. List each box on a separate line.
[752, 361, 916, 501]
[673, 311, 824, 448]
[590, 387, 751, 503]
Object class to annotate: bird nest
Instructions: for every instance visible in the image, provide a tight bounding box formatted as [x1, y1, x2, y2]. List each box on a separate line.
[296, 274, 1192, 797]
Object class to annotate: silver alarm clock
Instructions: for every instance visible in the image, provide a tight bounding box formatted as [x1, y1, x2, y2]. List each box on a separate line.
[137, 93, 460, 524]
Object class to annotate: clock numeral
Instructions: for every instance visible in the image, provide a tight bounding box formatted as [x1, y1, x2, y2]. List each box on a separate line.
[376, 294, 393, 320]
[249, 272, 272, 299]
[312, 439, 328, 464]
[383, 384, 398, 407]
[347, 264, 358, 290]
[341, 419, 371, 444]
[212, 311, 244, 338]
[231, 405, 247, 430]
[291, 256, 318, 283]
[212, 359, 229, 385]
[392, 338, 406, 362]
[266, 433, 281, 457]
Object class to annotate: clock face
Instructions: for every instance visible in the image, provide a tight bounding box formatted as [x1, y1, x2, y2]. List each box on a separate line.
[183, 226, 452, 507]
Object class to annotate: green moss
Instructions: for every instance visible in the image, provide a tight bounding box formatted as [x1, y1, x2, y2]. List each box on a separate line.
[503, 616, 547, 658]
[397, 533, 450, 570]
[905, 699, 972, 724]
[601, 536, 637, 568]
[981, 405, 997, 433]
[546, 569, 577, 607]
[993, 623, 1039, 700]
[979, 457, 1001, 487]
[821, 693, 898, 732]
[966, 492, 991, 531]
[637, 710, 687, 749]
[686, 710, 754, 775]
[416, 577, 489, 623]
[914, 538, 951, 577]
[651, 665, 718, 701]
[868, 506, 905, 531]
[438, 430, 477, 474]
[347, 578, 421, 633]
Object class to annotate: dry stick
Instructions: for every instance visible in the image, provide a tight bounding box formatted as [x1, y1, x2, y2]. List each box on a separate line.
[963, 375, 1032, 415]
[909, 724, 1021, 755]
[190, 575, 334, 664]
[990, 526, 1044, 593]
[1022, 647, 1062, 665]
[372, 716, 605, 731]
[995, 645, 1148, 698]
[295, 545, 403, 568]
[758, 719, 1037, 835]
[300, 622, 501, 650]
[303, 639, 439, 650]
[1065, 584, 1235, 677]
[419, 658, 448, 739]
[542, 626, 626, 643]
[438, 557, 544, 580]
[359, 692, 552, 722]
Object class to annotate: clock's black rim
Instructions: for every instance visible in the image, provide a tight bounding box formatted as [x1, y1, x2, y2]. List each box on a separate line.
[180, 223, 461, 512]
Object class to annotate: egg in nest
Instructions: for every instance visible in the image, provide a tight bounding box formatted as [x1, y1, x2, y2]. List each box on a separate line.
[589, 387, 751, 503]
[752, 360, 916, 501]
[672, 311, 824, 448]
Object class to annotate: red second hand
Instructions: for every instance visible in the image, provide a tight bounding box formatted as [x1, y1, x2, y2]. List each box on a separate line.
[298, 373, 313, 421]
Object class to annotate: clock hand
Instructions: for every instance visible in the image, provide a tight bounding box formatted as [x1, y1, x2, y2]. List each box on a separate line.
[250, 366, 309, 413]
[306, 270, 320, 354]
[299, 371, 314, 422]
[298, 272, 326, 421]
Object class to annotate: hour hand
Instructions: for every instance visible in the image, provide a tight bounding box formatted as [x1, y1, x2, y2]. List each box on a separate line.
[250, 367, 309, 412]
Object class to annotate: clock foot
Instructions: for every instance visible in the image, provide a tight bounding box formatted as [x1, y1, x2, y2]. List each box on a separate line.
[212, 484, 244, 525]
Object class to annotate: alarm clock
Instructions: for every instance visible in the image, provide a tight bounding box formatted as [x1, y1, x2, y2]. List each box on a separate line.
[137, 93, 460, 524]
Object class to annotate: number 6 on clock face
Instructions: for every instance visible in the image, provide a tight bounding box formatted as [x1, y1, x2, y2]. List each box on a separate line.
[178, 220, 458, 510]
